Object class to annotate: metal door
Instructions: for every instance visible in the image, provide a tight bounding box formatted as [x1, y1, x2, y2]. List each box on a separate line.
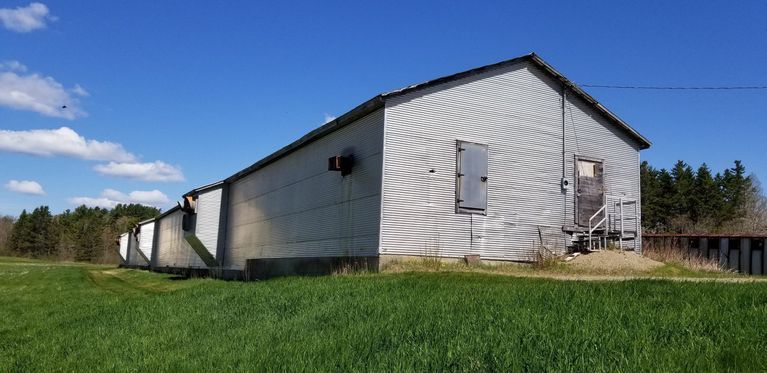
[576, 158, 605, 227]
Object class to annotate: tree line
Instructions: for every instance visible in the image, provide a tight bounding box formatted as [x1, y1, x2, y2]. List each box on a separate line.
[0, 204, 159, 263]
[641, 160, 767, 233]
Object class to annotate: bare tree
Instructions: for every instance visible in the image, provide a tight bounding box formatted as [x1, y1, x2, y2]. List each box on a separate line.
[740, 174, 767, 232]
[0, 216, 15, 255]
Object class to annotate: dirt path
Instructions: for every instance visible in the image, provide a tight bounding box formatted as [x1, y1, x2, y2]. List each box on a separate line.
[481, 271, 767, 283]
[85, 269, 154, 296]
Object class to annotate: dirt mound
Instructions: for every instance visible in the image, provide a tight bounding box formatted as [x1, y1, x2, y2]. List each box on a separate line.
[566, 250, 664, 274]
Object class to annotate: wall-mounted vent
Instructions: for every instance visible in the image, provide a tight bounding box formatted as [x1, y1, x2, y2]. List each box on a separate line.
[328, 155, 353, 176]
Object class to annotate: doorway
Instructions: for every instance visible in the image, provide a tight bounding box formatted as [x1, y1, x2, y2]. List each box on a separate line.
[575, 157, 605, 227]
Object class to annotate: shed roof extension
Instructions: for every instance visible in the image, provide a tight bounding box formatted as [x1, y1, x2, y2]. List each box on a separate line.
[226, 53, 651, 183]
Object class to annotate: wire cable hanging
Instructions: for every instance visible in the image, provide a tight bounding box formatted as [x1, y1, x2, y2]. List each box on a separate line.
[580, 84, 767, 90]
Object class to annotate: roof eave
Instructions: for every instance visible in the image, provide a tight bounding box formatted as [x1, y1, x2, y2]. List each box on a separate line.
[382, 53, 651, 150]
[527, 53, 652, 149]
[225, 95, 385, 183]
[182, 180, 226, 198]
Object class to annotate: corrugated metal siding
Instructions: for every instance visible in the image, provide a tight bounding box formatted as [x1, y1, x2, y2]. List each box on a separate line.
[126, 232, 147, 265]
[564, 91, 642, 251]
[155, 209, 207, 268]
[138, 221, 155, 261]
[380, 60, 642, 260]
[195, 187, 222, 257]
[224, 109, 384, 270]
[118, 234, 128, 261]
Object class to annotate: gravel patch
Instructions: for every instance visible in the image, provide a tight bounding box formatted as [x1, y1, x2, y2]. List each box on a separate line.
[567, 250, 664, 273]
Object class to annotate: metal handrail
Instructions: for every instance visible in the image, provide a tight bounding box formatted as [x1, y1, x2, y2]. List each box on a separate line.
[588, 204, 607, 251]
[584, 195, 640, 251]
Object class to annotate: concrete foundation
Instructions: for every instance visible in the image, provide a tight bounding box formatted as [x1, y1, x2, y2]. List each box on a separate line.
[244, 256, 379, 280]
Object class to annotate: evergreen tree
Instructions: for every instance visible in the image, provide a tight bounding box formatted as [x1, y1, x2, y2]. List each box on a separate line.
[8, 210, 31, 255]
[26, 206, 56, 258]
[719, 160, 750, 224]
[5, 204, 161, 263]
[691, 163, 721, 227]
[670, 160, 695, 227]
[656, 168, 675, 230]
[640, 161, 661, 230]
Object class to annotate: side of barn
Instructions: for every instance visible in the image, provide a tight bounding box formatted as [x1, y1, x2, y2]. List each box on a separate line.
[378, 56, 647, 262]
[222, 108, 385, 272]
[125, 231, 148, 267]
[136, 219, 155, 263]
[562, 82, 643, 251]
[152, 206, 207, 270]
[181, 182, 227, 267]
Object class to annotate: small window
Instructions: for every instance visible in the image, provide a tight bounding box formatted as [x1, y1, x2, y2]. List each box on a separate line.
[456, 141, 488, 214]
[577, 160, 598, 177]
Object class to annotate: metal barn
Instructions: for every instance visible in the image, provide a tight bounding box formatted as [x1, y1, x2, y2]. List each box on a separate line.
[119, 53, 651, 277]
[213, 53, 650, 276]
[150, 181, 227, 272]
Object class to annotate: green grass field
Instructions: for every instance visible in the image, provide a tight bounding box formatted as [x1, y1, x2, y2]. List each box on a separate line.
[1, 257, 766, 371]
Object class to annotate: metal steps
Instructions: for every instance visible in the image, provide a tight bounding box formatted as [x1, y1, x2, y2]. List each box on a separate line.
[577, 195, 639, 251]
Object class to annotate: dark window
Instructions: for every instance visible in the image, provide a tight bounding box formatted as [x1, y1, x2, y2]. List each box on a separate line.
[708, 238, 720, 260]
[456, 141, 488, 214]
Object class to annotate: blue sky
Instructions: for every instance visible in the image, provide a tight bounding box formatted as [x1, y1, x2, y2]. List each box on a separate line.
[0, 1, 765, 216]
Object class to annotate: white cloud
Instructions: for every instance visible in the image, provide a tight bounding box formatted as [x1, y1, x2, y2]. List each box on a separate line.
[4, 179, 44, 195]
[94, 161, 185, 182]
[0, 3, 55, 33]
[69, 188, 170, 208]
[0, 127, 136, 162]
[323, 113, 337, 124]
[0, 60, 27, 72]
[0, 64, 87, 119]
[71, 84, 88, 97]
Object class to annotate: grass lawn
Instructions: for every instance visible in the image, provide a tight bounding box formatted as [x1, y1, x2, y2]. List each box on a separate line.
[1, 257, 766, 371]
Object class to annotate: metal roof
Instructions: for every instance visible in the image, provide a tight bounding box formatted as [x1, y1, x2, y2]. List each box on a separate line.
[182, 180, 225, 198]
[136, 217, 156, 226]
[225, 53, 651, 184]
[154, 204, 181, 220]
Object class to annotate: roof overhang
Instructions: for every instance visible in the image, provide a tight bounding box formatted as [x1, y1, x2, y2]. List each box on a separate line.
[182, 180, 226, 198]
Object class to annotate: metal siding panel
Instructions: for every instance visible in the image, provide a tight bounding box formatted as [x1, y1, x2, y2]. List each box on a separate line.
[381, 60, 642, 260]
[138, 221, 155, 261]
[196, 188, 222, 257]
[224, 109, 385, 270]
[118, 234, 128, 261]
[126, 232, 146, 265]
[155, 209, 207, 268]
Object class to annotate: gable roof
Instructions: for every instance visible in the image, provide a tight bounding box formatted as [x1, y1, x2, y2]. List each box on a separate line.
[226, 53, 651, 183]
